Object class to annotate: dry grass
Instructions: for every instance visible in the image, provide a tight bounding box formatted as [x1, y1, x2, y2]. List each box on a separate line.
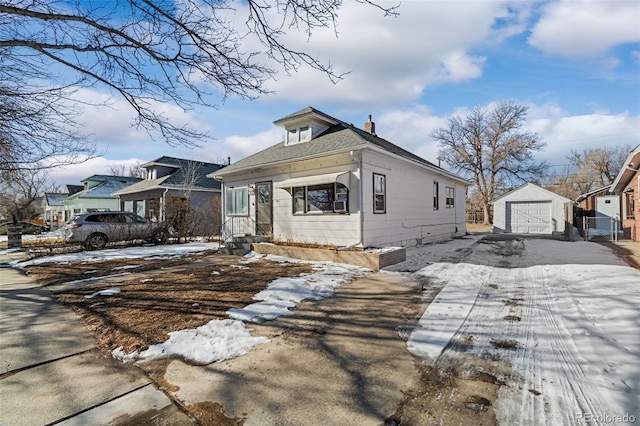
[466, 223, 493, 234]
[26, 254, 313, 355]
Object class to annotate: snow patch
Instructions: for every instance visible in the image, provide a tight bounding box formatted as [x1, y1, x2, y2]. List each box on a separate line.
[114, 319, 270, 365]
[85, 288, 121, 298]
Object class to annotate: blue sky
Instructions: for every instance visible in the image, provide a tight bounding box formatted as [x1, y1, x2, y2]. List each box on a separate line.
[48, 0, 640, 186]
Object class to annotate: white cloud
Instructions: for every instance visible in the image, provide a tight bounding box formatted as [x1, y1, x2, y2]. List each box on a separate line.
[223, 127, 283, 161]
[373, 102, 640, 169]
[437, 51, 486, 82]
[524, 103, 640, 164]
[68, 88, 214, 154]
[47, 157, 147, 188]
[529, 0, 640, 59]
[220, 1, 528, 106]
[375, 106, 448, 164]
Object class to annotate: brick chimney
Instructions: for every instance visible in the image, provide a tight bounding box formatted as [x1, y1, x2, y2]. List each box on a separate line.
[364, 115, 375, 135]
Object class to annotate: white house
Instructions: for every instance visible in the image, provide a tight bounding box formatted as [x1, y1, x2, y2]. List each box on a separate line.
[491, 183, 571, 235]
[209, 107, 469, 248]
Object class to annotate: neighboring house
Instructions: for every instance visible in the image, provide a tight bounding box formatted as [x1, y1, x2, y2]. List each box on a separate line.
[63, 175, 143, 218]
[43, 193, 67, 228]
[491, 183, 572, 235]
[43, 185, 84, 226]
[575, 185, 613, 212]
[610, 144, 640, 241]
[209, 107, 469, 248]
[113, 156, 224, 225]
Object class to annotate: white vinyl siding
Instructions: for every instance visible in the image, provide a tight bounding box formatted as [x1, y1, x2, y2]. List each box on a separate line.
[362, 150, 467, 247]
[491, 183, 571, 235]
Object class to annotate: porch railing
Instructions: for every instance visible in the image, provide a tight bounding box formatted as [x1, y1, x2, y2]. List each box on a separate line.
[220, 216, 256, 243]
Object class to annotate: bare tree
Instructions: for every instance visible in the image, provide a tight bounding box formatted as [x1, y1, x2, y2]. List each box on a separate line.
[1, 0, 397, 171]
[540, 166, 584, 201]
[432, 101, 547, 224]
[567, 146, 630, 189]
[540, 146, 631, 201]
[0, 78, 98, 172]
[0, 169, 57, 222]
[109, 162, 146, 179]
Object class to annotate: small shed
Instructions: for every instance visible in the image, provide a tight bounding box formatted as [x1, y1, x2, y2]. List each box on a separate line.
[491, 183, 571, 235]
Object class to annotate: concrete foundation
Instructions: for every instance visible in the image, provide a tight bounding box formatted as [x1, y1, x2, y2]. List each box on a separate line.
[253, 243, 406, 270]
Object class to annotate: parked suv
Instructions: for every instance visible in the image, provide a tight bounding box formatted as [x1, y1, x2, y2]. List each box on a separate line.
[64, 211, 164, 249]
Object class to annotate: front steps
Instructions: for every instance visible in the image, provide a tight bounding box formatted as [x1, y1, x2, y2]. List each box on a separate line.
[218, 235, 271, 256]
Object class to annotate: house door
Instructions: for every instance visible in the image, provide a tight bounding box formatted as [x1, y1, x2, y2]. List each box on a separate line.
[255, 182, 273, 236]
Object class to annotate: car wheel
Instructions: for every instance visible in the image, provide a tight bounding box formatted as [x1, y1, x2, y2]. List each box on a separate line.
[85, 233, 107, 250]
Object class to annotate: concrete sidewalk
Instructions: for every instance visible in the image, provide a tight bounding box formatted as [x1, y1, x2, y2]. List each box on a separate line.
[0, 250, 191, 425]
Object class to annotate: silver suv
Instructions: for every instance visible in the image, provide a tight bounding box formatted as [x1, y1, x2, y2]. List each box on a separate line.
[64, 212, 164, 249]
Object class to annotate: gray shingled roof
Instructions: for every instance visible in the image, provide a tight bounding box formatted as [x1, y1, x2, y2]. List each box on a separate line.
[213, 121, 461, 180]
[115, 157, 223, 195]
[65, 176, 143, 200]
[44, 193, 67, 206]
[65, 184, 83, 195]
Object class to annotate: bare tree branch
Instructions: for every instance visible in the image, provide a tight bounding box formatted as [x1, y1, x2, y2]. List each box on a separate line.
[1, 0, 398, 171]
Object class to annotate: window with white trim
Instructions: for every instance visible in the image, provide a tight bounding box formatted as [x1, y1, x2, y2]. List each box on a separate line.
[374, 173, 386, 213]
[226, 187, 248, 215]
[433, 181, 439, 210]
[624, 190, 635, 219]
[286, 125, 311, 144]
[445, 186, 455, 208]
[292, 183, 348, 214]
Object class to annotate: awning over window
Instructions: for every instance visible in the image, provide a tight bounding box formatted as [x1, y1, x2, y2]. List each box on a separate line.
[275, 172, 350, 189]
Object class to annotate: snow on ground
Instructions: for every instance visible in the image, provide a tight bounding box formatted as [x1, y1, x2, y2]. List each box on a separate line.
[121, 253, 371, 364]
[11, 242, 220, 267]
[16, 242, 372, 365]
[8, 235, 639, 421]
[0, 228, 65, 243]
[228, 254, 372, 322]
[396, 237, 640, 424]
[114, 319, 271, 365]
[85, 288, 121, 298]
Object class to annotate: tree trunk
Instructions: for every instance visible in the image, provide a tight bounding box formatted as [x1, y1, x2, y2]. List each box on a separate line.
[483, 203, 492, 225]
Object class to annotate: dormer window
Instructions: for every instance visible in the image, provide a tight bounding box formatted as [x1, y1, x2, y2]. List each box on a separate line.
[286, 125, 311, 145]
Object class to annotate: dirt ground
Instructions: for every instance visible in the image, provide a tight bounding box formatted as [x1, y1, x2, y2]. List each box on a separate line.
[27, 253, 312, 354]
[24, 248, 502, 426]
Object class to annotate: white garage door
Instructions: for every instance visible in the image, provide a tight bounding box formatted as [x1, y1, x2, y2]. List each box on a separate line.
[507, 201, 552, 234]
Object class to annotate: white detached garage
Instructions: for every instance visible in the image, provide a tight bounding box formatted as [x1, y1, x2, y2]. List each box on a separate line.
[491, 183, 571, 235]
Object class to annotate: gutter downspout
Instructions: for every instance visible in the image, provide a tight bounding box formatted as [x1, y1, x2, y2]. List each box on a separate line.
[338, 152, 364, 251]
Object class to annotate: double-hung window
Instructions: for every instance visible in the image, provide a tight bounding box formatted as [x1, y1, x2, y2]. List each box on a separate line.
[445, 186, 455, 208]
[433, 181, 439, 210]
[373, 173, 386, 213]
[624, 190, 635, 219]
[226, 187, 248, 215]
[292, 183, 348, 214]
